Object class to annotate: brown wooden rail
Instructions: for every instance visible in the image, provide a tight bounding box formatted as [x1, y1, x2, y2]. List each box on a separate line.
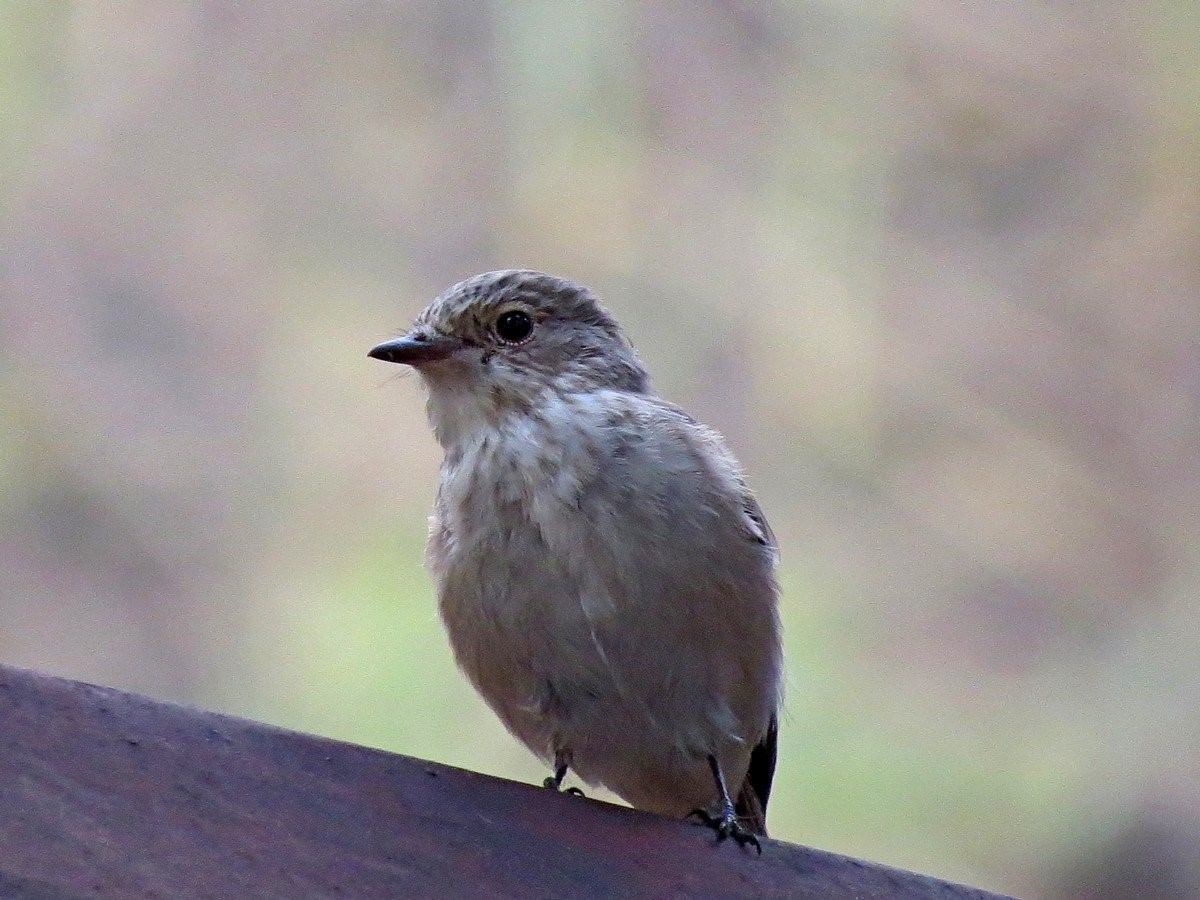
[0, 664, 1009, 898]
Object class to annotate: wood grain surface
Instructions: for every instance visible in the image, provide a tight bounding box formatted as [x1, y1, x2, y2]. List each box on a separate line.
[0, 664, 1009, 898]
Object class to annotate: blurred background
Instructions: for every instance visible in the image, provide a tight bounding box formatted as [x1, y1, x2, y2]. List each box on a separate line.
[1, 2, 1197, 896]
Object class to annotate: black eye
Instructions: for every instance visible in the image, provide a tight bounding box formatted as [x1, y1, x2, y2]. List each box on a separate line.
[495, 310, 533, 344]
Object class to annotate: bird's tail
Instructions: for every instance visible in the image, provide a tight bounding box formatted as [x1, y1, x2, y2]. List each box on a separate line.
[735, 781, 768, 837]
[734, 716, 778, 837]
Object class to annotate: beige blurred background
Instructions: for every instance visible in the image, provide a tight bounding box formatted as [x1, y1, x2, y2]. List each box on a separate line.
[2, 3, 1198, 896]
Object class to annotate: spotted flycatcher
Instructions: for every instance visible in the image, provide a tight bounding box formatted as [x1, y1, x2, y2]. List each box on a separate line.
[370, 271, 782, 849]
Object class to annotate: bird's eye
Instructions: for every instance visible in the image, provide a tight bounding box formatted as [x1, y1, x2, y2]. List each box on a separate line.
[495, 310, 534, 344]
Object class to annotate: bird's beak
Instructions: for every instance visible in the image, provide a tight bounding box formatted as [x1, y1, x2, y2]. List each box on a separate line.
[367, 332, 462, 366]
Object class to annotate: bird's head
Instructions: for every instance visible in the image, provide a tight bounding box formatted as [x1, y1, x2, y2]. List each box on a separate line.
[369, 270, 649, 443]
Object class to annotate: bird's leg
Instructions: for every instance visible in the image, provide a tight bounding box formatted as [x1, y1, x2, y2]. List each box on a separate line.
[542, 749, 585, 796]
[689, 755, 762, 853]
[542, 751, 569, 791]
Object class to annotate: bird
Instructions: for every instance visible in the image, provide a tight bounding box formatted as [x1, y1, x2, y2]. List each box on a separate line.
[369, 270, 782, 850]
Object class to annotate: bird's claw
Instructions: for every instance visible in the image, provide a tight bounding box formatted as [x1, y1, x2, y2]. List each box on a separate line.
[543, 776, 586, 798]
[688, 808, 762, 854]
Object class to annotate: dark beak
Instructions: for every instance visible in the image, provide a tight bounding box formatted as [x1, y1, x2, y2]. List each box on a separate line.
[368, 332, 461, 366]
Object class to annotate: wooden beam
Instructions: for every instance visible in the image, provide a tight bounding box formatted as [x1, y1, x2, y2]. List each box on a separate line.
[0, 664, 1007, 898]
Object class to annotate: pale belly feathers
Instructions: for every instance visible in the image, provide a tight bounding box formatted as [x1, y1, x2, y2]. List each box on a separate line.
[425, 391, 780, 815]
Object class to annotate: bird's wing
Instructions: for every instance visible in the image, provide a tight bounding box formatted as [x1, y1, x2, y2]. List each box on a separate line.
[735, 714, 778, 836]
[638, 399, 782, 833]
[738, 482, 779, 560]
[645, 398, 779, 557]
[736, 470, 779, 835]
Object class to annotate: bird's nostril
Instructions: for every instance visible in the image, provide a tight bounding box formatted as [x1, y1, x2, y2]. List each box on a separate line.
[412, 332, 429, 342]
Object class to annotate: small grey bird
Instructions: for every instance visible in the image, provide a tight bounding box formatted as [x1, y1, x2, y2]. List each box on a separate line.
[369, 270, 782, 849]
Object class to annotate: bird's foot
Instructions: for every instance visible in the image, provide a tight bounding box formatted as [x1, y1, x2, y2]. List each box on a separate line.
[542, 775, 586, 797]
[688, 807, 762, 854]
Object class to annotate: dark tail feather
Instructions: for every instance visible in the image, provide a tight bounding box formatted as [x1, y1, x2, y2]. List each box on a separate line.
[735, 716, 778, 837]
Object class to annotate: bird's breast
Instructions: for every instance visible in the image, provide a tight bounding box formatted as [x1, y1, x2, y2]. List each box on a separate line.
[431, 425, 585, 622]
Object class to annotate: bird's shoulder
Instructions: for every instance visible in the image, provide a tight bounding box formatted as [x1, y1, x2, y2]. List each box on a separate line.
[587, 391, 779, 558]
[589, 391, 716, 444]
